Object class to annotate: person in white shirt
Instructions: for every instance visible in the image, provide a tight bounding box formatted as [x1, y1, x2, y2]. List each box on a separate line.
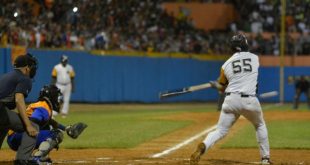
[190, 34, 272, 165]
[51, 55, 75, 118]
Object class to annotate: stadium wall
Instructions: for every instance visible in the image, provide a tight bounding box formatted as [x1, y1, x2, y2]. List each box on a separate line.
[0, 48, 308, 103]
[0, 48, 11, 74]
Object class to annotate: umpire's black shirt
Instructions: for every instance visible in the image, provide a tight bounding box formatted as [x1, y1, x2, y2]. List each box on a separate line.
[0, 69, 32, 109]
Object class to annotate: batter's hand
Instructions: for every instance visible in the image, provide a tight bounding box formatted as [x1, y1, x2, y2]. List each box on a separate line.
[209, 81, 220, 88]
[26, 125, 38, 137]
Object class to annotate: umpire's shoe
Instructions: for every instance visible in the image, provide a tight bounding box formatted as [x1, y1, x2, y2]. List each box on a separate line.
[190, 143, 206, 165]
[14, 160, 39, 165]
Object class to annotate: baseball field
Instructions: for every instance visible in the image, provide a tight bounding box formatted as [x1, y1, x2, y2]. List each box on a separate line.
[0, 103, 309, 165]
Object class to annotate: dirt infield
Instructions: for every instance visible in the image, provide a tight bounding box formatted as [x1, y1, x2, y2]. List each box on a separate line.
[1, 107, 310, 165]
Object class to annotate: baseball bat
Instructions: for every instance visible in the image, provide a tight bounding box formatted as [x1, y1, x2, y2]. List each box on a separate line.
[159, 83, 212, 99]
[259, 91, 278, 99]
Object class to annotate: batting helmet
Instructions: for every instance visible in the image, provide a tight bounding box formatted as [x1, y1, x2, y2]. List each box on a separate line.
[230, 34, 249, 52]
[14, 53, 38, 78]
[38, 85, 62, 112]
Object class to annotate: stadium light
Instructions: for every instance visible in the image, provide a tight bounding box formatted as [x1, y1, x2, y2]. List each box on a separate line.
[73, 7, 78, 13]
[13, 12, 18, 17]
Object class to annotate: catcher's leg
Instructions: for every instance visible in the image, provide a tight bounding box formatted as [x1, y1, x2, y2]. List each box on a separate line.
[33, 130, 63, 161]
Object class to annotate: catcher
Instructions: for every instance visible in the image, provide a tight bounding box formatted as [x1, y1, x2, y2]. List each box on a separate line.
[6, 85, 87, 164]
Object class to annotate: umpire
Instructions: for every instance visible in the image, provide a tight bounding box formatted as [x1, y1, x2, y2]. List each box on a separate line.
[293, 75, 310, 109]
[0, 54, 39, 165]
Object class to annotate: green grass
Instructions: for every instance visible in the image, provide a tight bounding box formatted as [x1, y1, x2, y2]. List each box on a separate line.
[221, 120, 310, 149]
[262, 103, 310, 111]
[54, 109, 196, 149]
[55, 103, 218, 148]
[2, 103, 309, 150]
[2, 103, 217, 149]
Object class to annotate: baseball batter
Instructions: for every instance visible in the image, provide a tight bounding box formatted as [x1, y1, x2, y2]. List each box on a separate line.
[52, 55, 75, 117]
[190, 34, 272, 165]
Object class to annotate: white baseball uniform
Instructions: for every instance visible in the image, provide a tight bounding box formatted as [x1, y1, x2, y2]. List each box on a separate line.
[52, 63, 75, 115]
[202, 51, 270, 159]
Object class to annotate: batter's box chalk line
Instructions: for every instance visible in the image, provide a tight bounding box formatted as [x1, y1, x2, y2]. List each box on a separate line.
[150, 125, 217, 158]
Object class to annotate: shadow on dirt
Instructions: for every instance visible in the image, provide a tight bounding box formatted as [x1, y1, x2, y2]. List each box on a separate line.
[206, 159, 258, 165]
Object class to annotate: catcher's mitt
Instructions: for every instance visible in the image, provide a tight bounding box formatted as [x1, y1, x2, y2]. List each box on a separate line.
[66, 122, 88, 139]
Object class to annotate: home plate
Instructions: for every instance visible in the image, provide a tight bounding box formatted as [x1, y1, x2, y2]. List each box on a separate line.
[249, 161, 263, 164]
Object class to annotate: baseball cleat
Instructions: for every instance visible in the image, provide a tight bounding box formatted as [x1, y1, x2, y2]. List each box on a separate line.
[261, 157, 273, 165]
[190, 143, 206, 165]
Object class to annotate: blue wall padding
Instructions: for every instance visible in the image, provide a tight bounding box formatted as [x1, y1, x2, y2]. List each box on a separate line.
[0, 48, 11, 74]
[25, 49, 223, 102]
[1, 48, 309, 103]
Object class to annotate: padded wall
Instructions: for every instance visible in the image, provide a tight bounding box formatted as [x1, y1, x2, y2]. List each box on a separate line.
[1, 48, 309, 103]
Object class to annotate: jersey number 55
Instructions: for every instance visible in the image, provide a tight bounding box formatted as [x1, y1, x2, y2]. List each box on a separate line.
[232, 58, 252, 74]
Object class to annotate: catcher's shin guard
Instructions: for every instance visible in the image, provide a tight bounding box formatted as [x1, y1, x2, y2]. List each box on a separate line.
[33, 130, 63, 158]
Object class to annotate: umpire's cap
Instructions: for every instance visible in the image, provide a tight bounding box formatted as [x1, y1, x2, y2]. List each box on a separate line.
[14, 53, 38, 68]
[14, 53, 38, 78]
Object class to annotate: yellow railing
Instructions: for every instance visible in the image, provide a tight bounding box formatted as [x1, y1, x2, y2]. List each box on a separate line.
[0, 46, 229, 61]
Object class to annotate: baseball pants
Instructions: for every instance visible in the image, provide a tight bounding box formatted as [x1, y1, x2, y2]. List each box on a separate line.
[7, 130, 56, 151]
[0, 104, 38, 160]
[202, 93, 270, 158]
[293, 89, 310, 109]
[56, 83, 72, 115]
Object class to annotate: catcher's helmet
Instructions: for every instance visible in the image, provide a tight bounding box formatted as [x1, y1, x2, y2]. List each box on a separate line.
[38, 85, 62, 112]
[230, 34, 249, 52]
[14, 53, 38, 78]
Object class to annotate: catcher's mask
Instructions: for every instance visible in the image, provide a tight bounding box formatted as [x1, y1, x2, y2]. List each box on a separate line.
[14, 53, 38, 78]
[230, 33, 249, 52]
[38, 85, 63, 112]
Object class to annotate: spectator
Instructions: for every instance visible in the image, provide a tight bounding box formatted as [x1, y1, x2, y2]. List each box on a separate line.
[0, 0, 310, 55]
